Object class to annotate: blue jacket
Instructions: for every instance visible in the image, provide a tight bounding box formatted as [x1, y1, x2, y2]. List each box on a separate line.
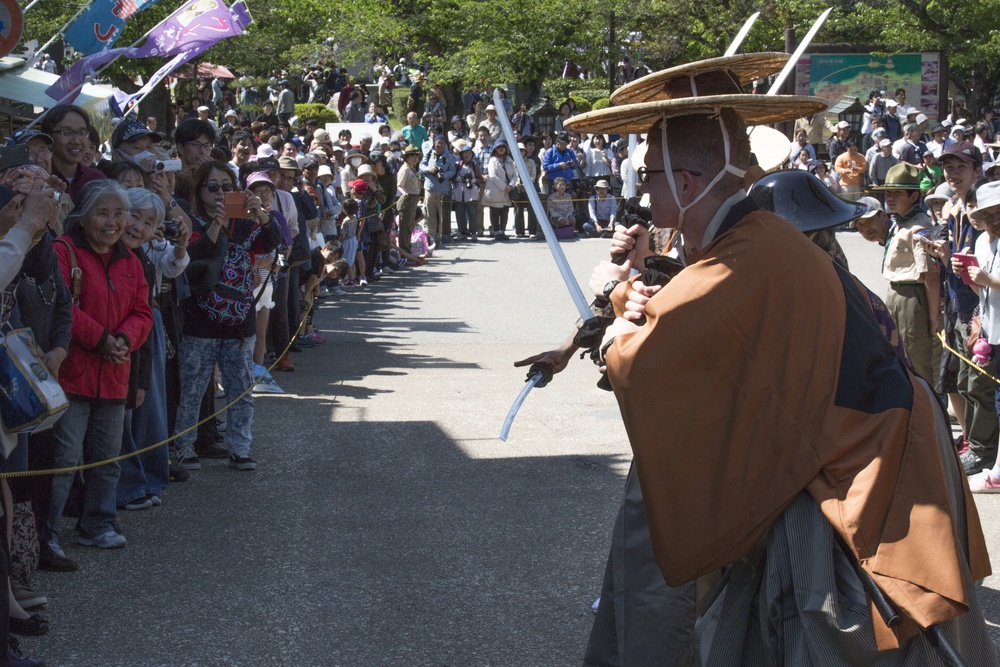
[419, 149, 456, 194]
[543, 146, 577, 182]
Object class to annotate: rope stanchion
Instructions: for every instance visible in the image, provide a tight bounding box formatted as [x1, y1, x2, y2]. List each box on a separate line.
[937, 331, 1000, 386]
[0, 304, 314, 479]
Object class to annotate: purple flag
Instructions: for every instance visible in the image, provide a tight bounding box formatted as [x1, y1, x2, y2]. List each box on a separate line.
[45, 47, 132, 102]
[133, 0, 245, 58]
[117, 45, 207, 113]
[47, 0, 251, 103]
[65, 0, 163, 56]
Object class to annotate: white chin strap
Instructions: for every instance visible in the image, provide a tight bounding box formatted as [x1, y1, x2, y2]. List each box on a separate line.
[661, 106, 746, 238]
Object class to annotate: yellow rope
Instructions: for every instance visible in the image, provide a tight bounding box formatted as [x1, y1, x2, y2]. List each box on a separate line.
[0, 306, 312, 479]
[937, 331, 1000, 386]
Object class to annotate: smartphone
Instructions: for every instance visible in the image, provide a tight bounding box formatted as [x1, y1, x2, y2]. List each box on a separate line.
[223, 191, 248, 219]
[953, 252, 980, 285]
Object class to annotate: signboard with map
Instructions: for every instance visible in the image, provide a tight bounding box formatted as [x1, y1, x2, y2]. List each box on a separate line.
[795, 53, 941, 120]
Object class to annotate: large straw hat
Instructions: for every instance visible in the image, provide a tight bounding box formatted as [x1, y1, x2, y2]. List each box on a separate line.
[610, 53, 788, 105]
[565, 55, 827, 134]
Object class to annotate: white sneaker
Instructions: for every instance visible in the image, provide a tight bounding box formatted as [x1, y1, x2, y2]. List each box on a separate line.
[331, 286, 347, 295]
[78, 531, 127, 549]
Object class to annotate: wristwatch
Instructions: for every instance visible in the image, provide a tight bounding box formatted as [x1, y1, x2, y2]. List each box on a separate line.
[602, 279, 621, 301]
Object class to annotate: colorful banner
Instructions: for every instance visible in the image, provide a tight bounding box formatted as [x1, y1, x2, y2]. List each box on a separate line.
[132, 0, 246, 58]
[115, 44, 207, 113]
[45, 47, 128, 101]
[794, 52, 941, 120]
[65, 0, 162, 56]
[48, 0, 250, 103]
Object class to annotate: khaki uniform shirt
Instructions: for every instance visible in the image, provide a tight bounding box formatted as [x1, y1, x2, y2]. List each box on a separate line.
[882, 208, 934, 283]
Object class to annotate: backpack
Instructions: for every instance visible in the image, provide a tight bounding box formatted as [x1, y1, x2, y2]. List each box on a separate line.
[196, 227, 255, 326]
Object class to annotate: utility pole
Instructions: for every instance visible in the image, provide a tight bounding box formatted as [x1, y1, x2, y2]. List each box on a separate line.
[609, 11, 616, 98]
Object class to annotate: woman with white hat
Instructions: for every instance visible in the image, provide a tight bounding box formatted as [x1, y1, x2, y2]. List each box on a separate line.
[481, 139, 516, 240]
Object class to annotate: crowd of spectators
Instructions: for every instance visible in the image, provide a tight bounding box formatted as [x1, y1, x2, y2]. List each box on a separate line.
[788, 92, 1000, 504]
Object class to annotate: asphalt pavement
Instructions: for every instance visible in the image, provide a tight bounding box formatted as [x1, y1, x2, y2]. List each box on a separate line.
[30, 228, 1000, 665]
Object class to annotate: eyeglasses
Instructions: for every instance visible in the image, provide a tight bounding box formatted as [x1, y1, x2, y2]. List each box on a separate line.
[52, 129, 89, 140]
[184, 141, 213, 152]
[636, 167, 704, 183]
[28, 147, 52, 161]
[204, 182, 235, 193]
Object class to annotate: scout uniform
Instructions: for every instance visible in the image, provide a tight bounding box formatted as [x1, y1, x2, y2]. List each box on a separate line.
[873, 164, 940, 383]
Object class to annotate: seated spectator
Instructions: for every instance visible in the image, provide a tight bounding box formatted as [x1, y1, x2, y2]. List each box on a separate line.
[584, 179, 616, 237]
[546, 176, 576, 234]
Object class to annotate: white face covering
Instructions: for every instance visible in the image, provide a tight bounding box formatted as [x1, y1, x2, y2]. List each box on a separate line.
[350, 157, 363, 168]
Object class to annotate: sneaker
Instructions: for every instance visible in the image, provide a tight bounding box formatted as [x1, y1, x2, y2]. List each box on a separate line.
[397, 256, 407, 269]
[970, 471, 1000, 493]
[331, 286, 347, 295]
[77, 531, 127, 549]
[147, 494, 162, 507]
[38, 543, 77, 573]
[252, 363, 273, 382]
[8, 636, 45, 667]
[317, 288, 331, 297]
[372, 268, 383, 277]
[9, 613, 49, 636]
[960, 449, 996, 475]
[169, 465, 190, 483]
[228, 454, 257, 471]
[122, 497, 152, 511]
[309, 334, 328, 344]
[359, 277, 369, 287]
[295, 335, 318, 348]
[342, 278, 355, 287]
[194, 442, 228, 459]
[253, 375, 285, 394]
[176, 447, 202, 470]
[11, 582, 47, 610]
[956, 436, 970, 455]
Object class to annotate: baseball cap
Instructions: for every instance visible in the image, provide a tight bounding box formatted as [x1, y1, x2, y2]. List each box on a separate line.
[197, 105, 210, 113]
[873, 128, 887, 137]
[836, 120, 850, 129]
[941, 140, 982, 166]
[348, 178, 367, 192]
[878, 138, 891, 147]
[11, 128, 52, 146]
[851, 196, 883, 227]
[111, 118, 162, 149]
[253, 156, 281, 172]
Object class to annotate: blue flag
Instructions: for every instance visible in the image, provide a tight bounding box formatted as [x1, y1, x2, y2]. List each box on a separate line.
[65, 0, 162, 55]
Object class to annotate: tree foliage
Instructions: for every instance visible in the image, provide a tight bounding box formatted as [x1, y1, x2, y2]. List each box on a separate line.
[14, 0, 1000, 109]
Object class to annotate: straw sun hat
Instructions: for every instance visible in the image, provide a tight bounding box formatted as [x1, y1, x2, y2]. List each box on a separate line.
[565, 53, 827, 134]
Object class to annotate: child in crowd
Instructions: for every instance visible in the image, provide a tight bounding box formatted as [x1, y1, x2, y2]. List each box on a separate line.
[340, 197, 363, 286]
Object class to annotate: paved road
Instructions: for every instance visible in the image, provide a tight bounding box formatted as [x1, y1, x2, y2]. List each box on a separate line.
[32, 229, 1000, 665]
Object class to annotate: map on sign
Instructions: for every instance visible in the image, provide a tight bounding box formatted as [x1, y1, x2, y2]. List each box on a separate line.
[795, 53, 940, 119]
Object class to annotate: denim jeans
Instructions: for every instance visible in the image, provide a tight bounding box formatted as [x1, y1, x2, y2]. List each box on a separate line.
[453, 201, 477, 237]
[48, 399, 125, 544]
[173, 335, 255, 458]
[117, 309, 170, 505]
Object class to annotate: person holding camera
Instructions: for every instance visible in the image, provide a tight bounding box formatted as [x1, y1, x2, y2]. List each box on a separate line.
[451, 142, 481, 240]
[419, 135, 456, 246]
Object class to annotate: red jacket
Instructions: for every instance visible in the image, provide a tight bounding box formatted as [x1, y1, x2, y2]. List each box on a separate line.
[54, 227, 152, 402]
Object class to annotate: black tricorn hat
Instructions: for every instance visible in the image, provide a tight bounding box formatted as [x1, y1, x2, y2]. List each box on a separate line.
[748, 170, 869, 233]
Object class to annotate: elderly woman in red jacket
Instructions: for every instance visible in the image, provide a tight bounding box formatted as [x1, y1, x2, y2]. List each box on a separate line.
[50, 180, 152, 553]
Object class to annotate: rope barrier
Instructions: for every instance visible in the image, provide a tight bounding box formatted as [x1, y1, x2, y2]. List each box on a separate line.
[937, 331, 1000, 386]
[0, 305, 313, 479]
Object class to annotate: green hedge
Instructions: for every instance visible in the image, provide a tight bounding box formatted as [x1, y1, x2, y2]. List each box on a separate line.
[293, 103, 339, 125]
[392, 87, 410, 128]
[592, 97, 611, 111]
[569, 95, 592, 113]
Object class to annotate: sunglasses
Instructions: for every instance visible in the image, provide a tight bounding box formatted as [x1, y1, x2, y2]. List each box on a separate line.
[205, 182, 235, 193]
